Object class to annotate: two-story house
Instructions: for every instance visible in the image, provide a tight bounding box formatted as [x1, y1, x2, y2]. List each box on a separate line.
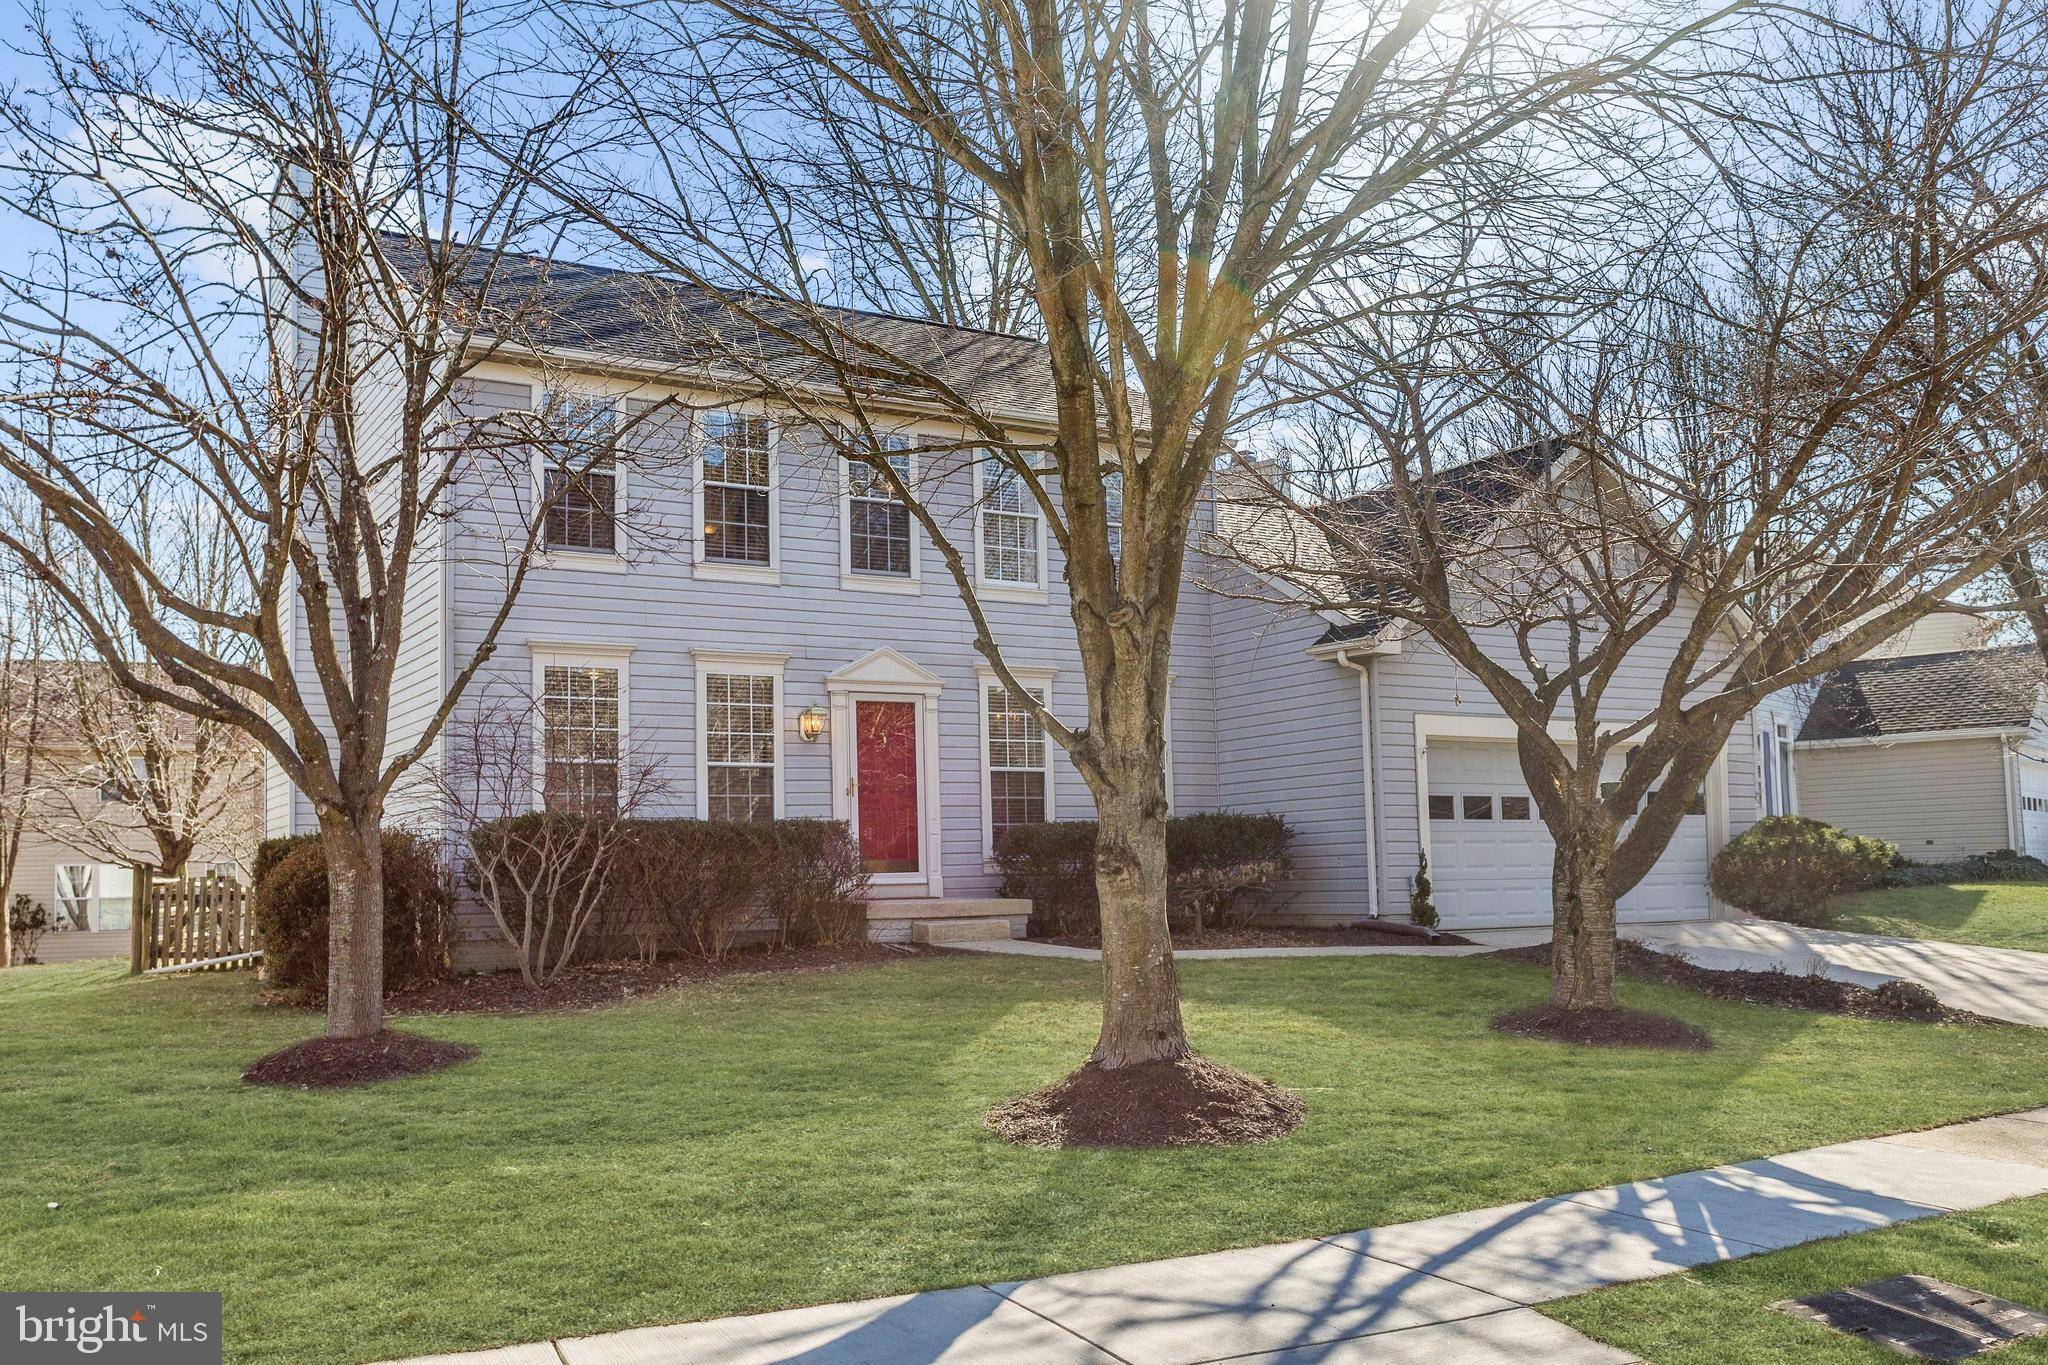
[264, 243, 1769, 961]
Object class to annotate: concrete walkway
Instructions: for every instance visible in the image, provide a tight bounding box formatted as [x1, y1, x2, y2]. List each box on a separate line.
[1627, 920, 2048, 1028]
[387, 1111, 2048, 1364]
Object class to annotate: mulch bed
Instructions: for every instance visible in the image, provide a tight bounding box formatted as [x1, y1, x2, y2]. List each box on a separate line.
[243, 1031, 479, 1088]
[1491, 1004, 1715, 1051]
[1487, 939, 1994, 1025]
[381, 943, 930, 1016]
[1040, 923, 1474, 950]
[984, 1054, 1306, 1149]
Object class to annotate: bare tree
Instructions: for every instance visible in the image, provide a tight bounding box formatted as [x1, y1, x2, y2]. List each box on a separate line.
[0, 0, 681, 1038]
[429, 695, 667, 989]
[0, 551, 53, 970]
[30, 504, 262, 878]
[1232, 0, 2048, 1013]
[491, 0, 1748, 1131]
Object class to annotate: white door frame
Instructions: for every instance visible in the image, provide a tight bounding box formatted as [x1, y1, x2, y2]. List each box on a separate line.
[825, 648, 945, 897]
[1413, 713, 1730, 913]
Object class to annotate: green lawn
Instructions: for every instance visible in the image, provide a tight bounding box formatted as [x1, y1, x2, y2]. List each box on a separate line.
[1836, 882, 2048, 952]
[1546, 1195, 2048, 1363]
[4, 954, 2047, 1365]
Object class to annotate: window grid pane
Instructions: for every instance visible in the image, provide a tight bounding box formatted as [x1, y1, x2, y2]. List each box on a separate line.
[543, 399, 618, 553]
[986, 684, 1047, 843]
[541, 664, 621, 814]
[706, 672, 776, 822]
[850, 448, 913, 576]
[705, 414, 773, 563]
[981, 464, 1040, 584]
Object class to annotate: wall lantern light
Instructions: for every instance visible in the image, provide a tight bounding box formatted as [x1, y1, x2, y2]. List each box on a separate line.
[798, 705, 828, 743]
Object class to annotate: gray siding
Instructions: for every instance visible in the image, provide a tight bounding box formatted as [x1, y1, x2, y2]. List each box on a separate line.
[1798, 737, 2012, 858]
[1207, 586, 1373, 923]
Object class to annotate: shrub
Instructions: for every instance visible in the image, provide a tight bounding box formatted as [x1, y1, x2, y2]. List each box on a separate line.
[1708, 816, 1897, 927]
[597, 818, 868, 960]
[252, 833, 319, 887]
[996, 813, 1295, 938]
[253, 830, 454, 1001]
[1876, 848, 2048, 888]
[466, 811, 628, 987]
[8, 894, 51, 964]
[1410, 853, 1439, 929]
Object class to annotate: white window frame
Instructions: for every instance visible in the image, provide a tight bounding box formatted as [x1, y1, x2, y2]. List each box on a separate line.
[693, 649, 789, 820]
[692, 408, 780, 585]
[530, 389, 629, 571]
[53, 862, 133, 932]
[976, 664, 1057, 860]
[839, 433, 921, 595]
[529, 642, 634, 811]
[973, 456, 1048, 602]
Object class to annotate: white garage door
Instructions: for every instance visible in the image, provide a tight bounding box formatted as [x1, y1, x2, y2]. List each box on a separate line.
[1423, 740, 1711, 930]
[2021, 761, 2048, 859]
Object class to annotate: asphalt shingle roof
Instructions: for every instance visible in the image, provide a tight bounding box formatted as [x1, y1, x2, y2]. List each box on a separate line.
[380, 235, 1058, 420]
[1797, 645, 2045, 742]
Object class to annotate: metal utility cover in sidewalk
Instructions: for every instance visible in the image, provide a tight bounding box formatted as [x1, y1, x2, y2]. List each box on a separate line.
[1776, 1275, 2048, 1361]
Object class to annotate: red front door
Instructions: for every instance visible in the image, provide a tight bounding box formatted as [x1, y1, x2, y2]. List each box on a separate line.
[855, 700, 920, 874]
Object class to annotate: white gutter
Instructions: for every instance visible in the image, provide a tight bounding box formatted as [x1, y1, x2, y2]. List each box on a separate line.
[1795, 725, 2029, 750]
[1331, 647, 1384, 919]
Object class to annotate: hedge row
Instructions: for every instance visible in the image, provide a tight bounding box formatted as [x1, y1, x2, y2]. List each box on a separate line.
[1877, 848, 2048, 888]
[252, 830, 455, 1002]
[994, 812, 1294, 938]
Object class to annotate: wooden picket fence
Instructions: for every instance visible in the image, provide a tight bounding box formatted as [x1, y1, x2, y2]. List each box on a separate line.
[130, 868, 259, 973]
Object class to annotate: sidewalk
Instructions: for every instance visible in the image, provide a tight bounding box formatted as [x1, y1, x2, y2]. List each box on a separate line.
[388, 1109, 2048, 1364]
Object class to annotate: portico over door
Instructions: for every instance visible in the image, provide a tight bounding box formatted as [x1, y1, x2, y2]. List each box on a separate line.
[824, 647, 946, 897]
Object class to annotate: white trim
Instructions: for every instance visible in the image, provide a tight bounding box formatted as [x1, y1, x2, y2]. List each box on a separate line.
[692, 649, 788, 820]
[825, 648, 946, 895]
[1795, 725, 2029, 750]
[1356, 665, 1381, 918]
[1163, 681, 1176, 816]
[976, 664, 1057, 860]
[529, 644, 634, 811]
[973, 457, 1048, 602]
[2005, 741, 2025, 851]
[838, 435, 922, 596]
[693, 408, 781, 585]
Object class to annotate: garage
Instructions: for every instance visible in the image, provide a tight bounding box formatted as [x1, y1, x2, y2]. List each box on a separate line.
[1422, 739, 1712, 930]
[2021, 758, 2048, 860]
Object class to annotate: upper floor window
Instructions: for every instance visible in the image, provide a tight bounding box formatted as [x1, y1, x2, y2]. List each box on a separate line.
[846, 435, 915, 584]
[1103, 468, 1124, 565]
[976, 459, 1045, 593]
[701, 412, 774, 568]
[541, 397, 617, 555]
[539, 660, 622, 814]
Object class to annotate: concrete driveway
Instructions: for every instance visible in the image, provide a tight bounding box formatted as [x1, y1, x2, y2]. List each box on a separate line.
[1629, 920, 2048, 1029]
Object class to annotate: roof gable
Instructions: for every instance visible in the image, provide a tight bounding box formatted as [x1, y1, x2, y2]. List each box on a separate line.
[1798, 645, 2044, 742]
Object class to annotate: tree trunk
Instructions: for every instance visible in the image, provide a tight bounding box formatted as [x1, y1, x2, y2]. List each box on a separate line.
[1549, 819, 1619, 1011]
[1088, 747, 1189, 1068]
[320, 814, 386, 1038]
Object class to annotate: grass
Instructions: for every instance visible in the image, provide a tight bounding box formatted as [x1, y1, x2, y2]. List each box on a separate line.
[1835, 882, 2048, 952]
[1545, 1194, 2048, 1363]
[3, 953, 2047, 1364]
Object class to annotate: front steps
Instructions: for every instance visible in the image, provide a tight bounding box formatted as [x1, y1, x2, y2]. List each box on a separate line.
[864, 897, 1029, 945]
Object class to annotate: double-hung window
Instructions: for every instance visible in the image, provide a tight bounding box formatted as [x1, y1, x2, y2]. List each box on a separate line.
[700, 411, 775, 571]
[976, 458, 1045, 594]
[52, 863, 133, 932]
[538, 656, 624, 814]
[981, 669, 1054, 852]
[696, 653, 785, 822]
[845, 434, 916, 587]
[1102, 467, 1124, 565]
[541, 397, 618, 555]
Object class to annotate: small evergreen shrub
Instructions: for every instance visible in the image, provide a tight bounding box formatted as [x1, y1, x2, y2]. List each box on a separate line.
[1708, 816, 1896, 927]
[995, 813, 1295, 938]
[1876, 848, 2048, 888]
[1410, 853, 1439, 929]
[8, 894, 51, 964]
[253, 830, 454, 1001]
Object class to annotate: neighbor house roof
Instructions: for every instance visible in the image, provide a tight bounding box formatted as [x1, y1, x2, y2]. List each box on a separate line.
[1308, 439, 1571, 645]
[374, 235, 1060, 422]
[1797, 645, 2045, 743]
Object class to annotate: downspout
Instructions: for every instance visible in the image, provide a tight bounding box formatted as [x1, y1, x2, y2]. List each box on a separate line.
[1335, 648, 1384, 919]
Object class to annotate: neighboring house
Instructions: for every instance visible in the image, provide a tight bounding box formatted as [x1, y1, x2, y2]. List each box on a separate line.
[265, 242, 1770, 954]
[1796, 645, 2048, 861]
